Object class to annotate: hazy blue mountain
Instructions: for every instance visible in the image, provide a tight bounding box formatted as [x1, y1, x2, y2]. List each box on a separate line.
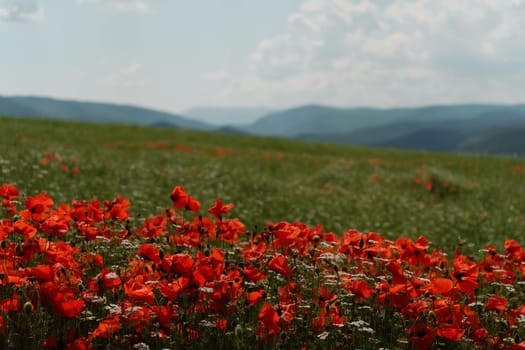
[375, 129, 467, 152]
[296, 109, 525, 155]
[3, 95, 525, 155]
[461, 127, 525, 156]
[246, 103, 525, 138]
[214, 125, 250, 135]
[242, 105, 405, 137]
[0, 96, 213, 130]
[183, 107, 275, 126]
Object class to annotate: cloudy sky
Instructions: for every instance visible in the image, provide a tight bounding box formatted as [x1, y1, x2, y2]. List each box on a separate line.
[1, 0, 525, 123]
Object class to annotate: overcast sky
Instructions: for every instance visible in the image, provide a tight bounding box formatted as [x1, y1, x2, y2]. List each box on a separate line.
[1, 0, 525, 124]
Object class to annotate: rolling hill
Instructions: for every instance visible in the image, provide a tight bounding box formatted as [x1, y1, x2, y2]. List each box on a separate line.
[0, 96, 213, 130]
[3, 95, 525, 155]
[293, 107, 525, 155]
[243, 103, 525, 138]
[241, 105, 404, 137]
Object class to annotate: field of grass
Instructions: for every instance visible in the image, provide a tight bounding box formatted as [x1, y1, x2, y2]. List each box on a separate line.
[1, 116, 525, 349]
[2, 117, 524, 253]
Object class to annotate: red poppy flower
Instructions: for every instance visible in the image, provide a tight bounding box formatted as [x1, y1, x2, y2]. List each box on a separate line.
[429, 278, 453, 295]
[163, 253, 194, 276]
[0, 294, 20, 313]
[42, 212, 70, 237]
[409, 322, 436, 350]
[99, 269, 122, 291]
[258, 303, 281, 335]
[135, 215, 167, 238]
[215, 319, 227, 330]
[513, 341, 525, 350]
[124, 277, 155, 304]
[186, 197, 200, 213]
[317, 287, 337, 305]
[349, 279, 374, 300]
[217, 218, 245, 244]
[20, 193, 54, 221]
[30, 264, 54, 281]
[0, 184, 19, 201]
[268, 256, 293, 277]
[505, 240, 523, 260]
[245, 289, 264, 306]
[103, 195, 130, 221]
[66, 338, 90, 350]
[472, 328, 488, 345]
[437, 324, 464, 342]
[452, 254, 479, 295]
[41, 282, 85, 318]
[55, 299, 85, 319]
[208, 199, 234, 219]
[43, 335, 58, 348]
[170, 186, 189, 209]
[242, 242, 267, 260]
[0, 219, 14, 241]
[486, 295, 508, 312]
[14, 219, 37, 242]
[159, 276, 190, 301]
[92, 254, 104, 269]
[170, 186, 200, 212]
[90, 316, 121, 339]
[138, 243, 162, 265]
[243, 265, 267, 282]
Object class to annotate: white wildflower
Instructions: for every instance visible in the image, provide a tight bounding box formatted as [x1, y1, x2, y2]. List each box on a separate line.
[317, 331, 329, 340]
[105, 304, 122, 315]
[133, 343, 150, 350]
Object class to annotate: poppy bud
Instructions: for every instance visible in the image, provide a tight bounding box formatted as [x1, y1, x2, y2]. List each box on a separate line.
[427, 311, 436, 321]
[24, 301, 33, 314]
[234, 324, 243, 337]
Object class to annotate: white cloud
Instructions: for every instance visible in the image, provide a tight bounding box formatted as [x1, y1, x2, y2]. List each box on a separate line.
[220, 0, 525, 107]
[201, 71, 229, 82]
[105, 63, 146, 88]
[0, 0, 43, 22]
[76, 0, 151, 14]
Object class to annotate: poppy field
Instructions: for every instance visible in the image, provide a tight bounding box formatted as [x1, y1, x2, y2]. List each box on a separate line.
[1, 117, 525, 349]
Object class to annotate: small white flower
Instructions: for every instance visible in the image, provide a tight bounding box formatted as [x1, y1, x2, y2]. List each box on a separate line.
[85, 295, 106, 305]
[349, 320, 369, 328]
[133, 343, 150, 350]
[198, 320, 215, 328]
[105, 304, 122, 315]
[317, 331, 329, 340]
[199, 287, 214, 293]
[359, 327, 375, 334]
[104, 272, 119, 280]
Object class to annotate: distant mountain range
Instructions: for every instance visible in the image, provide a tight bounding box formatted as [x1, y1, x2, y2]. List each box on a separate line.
[239, 104, 525, 156]
[0, 96, 212, 130]
[2, 95, 525, 156]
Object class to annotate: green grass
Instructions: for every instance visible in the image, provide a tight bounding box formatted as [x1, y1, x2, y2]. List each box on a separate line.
[1, 116, 524, 254]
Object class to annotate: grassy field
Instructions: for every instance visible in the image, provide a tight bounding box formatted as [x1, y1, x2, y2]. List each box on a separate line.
[1, 116, 525, 349]
[1, 116, 524, 254]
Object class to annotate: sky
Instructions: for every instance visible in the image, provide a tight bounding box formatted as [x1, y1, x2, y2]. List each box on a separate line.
[1, 0, 525, 124]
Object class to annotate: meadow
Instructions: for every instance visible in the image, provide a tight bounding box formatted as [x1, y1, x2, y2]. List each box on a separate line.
[1, 116, 525, 349]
